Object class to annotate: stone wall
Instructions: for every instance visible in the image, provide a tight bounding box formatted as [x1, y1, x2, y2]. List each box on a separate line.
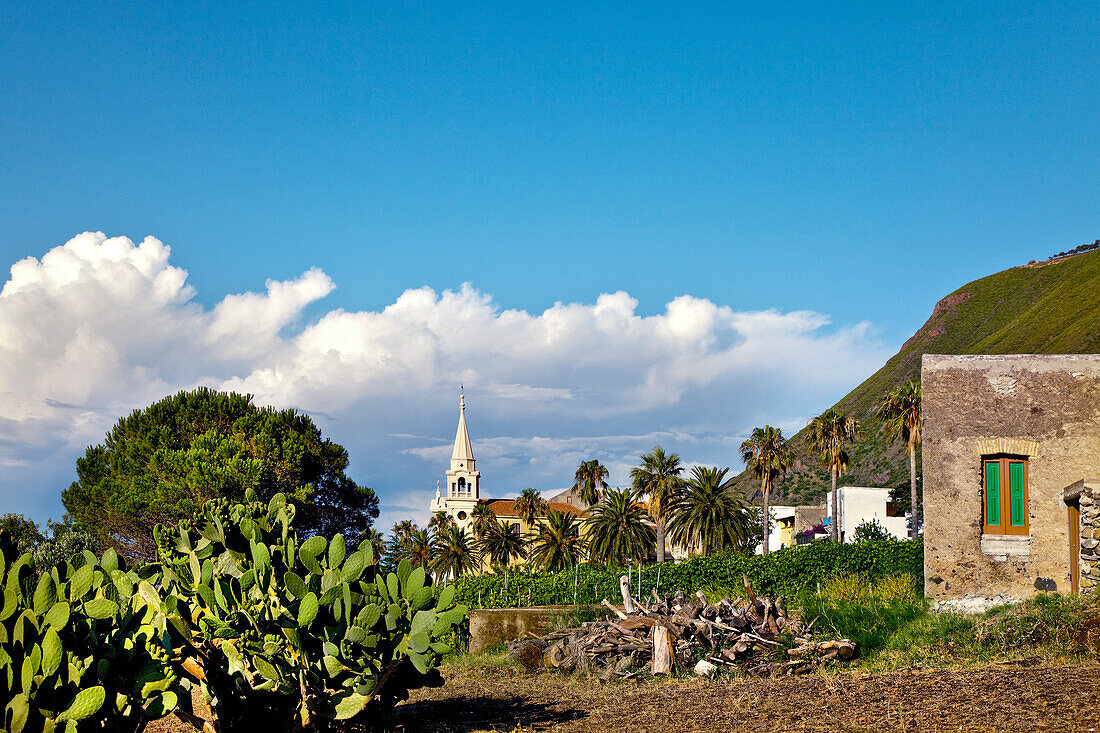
[1065, 479, 1100, 591]
[922, 354, 1100, 600]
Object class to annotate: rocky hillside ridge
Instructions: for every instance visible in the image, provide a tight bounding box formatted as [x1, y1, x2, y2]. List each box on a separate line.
[735, 243, 1100, 506]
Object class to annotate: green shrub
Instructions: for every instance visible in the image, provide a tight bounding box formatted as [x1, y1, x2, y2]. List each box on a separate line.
[148, 490, 467, 729]
[851, 519, 892, 543]
[453, 538, 923, 609]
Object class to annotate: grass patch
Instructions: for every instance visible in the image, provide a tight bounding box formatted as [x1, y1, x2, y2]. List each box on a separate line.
[798, 574, 1100, 671]
[797, 573, 925, 659]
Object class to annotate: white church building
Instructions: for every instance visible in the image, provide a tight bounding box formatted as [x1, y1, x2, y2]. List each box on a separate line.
[428, 395, 582, 549]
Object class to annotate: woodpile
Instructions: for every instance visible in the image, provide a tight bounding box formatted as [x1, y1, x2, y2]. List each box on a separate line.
[508, 575, 856, 680]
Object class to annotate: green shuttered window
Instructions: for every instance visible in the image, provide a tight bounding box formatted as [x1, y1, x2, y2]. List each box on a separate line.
[983, 456, 1028, 535]
[1009, 462, 1025, 527]
[985, 462, 1000, 527]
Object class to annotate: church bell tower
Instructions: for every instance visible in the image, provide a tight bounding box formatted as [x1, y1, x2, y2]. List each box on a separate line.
[446, 394, 479, 500]
[430, 393, 480, 525]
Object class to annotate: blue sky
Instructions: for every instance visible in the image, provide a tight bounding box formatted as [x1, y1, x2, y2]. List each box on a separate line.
[2, 2, 1098, 530]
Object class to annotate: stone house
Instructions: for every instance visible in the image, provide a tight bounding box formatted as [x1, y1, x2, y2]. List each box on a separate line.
[922, 354, 1100, 599]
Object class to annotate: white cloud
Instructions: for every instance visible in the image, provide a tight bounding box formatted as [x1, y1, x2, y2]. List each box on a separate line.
[0, 232, 895, 527]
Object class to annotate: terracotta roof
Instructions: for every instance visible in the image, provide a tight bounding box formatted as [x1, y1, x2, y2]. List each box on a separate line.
[481, 498, 584, 518]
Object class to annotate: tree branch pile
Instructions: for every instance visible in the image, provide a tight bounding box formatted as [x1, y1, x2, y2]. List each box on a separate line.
[508, 575, 856, 680]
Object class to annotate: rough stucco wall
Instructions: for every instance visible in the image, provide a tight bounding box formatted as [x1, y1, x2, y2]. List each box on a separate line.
[922, 355, 1100, 600]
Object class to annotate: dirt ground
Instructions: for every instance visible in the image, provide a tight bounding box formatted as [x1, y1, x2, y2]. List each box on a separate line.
[394, 660, 1100, 733]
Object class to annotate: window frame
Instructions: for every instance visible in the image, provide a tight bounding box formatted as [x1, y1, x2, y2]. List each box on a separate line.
[981, 454, 1029, 536]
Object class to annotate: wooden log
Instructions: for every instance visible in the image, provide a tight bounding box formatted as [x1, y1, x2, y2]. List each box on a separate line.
[509, 639, 546, 671]
[615, 617, 656, 631]
[742, 574, 758, 607]
[600, 598, 628, 619]
[620, 575, 635, 614]
[652, 623, 673, 675]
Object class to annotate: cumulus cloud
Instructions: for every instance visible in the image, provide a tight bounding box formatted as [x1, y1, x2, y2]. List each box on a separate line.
[0, 232, 895, 527]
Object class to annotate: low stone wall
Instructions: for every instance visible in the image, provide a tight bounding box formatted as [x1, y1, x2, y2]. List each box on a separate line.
[468, 605, 616, 655]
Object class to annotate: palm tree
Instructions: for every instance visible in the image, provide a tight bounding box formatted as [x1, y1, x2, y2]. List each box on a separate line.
[513, 488, 549, 536]
[584, 487, 655, 566]
[530, 510, 587, 572]
[428, 510, 456, 534]
[630, 446, 684, 563]
[385, 520, 418, 567]
[807, 408, 863, 542]
[877, 380, 923, 539]
[360, 528, 385, 565]
[573, 459, 609, 506]
[431, 525, 477, 581]
[392, 519, 416, 543]
[400, 528, 434, 571]
[469, 502, 496, 540]
[479, 519, 527, 569]
[740, 426, 794, 555]
[667, 466, 749, 556]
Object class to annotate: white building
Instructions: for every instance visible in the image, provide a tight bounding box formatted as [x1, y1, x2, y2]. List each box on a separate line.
[826, 486, 909, 542]
[759, 504, 827, 554]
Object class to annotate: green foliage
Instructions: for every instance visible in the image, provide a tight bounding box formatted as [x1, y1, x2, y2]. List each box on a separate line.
[740, 426, 794, 501]
[431, 526, 478, 580]
[0, 533, 183, 732]
[740, 426, 794, 553]
[29, 521, 99, 575]
[477, 520, 526, 569]
[468, 503, 496, 542]
[63, 388, 379, 560]
[584, 488, 655, 565]
[973, 592, 1100, 654]
[453, 538, 924, 609]
[512, 489, 548, 532]
[572, 460, 609, 507]
[0, 515, 44, 555]
[529, 511, 586, 572]
[666, 466, 750, 555]
[733, 248, 1100, 504]
[148, 490, 468, 728]
[851, 519, 892, 543]
[807, 584, 1100, 671]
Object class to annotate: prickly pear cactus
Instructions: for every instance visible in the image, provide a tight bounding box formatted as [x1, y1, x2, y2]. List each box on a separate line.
[151, 490, 467, 729]
[0, 533, 183, 733]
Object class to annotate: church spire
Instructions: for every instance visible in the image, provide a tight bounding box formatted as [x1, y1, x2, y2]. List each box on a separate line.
[451, 393, 475, 463]
[446, 392, 479, 500]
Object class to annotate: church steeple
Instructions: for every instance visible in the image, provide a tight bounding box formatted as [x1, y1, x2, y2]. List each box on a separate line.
[445, 392, 479, 500]
[451, 394, 475, 467]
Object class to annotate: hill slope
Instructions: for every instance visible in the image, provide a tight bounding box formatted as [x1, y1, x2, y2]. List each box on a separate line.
[737, 247, 1100, 505]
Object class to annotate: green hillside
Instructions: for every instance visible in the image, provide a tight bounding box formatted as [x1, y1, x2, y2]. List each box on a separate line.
[737, 246, 1100, 505]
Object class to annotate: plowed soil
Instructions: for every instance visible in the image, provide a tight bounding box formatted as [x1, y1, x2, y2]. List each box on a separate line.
[394, 661, 1100, 733]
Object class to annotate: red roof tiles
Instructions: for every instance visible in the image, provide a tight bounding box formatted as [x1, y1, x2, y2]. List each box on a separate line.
[481, 499, 584, 518]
